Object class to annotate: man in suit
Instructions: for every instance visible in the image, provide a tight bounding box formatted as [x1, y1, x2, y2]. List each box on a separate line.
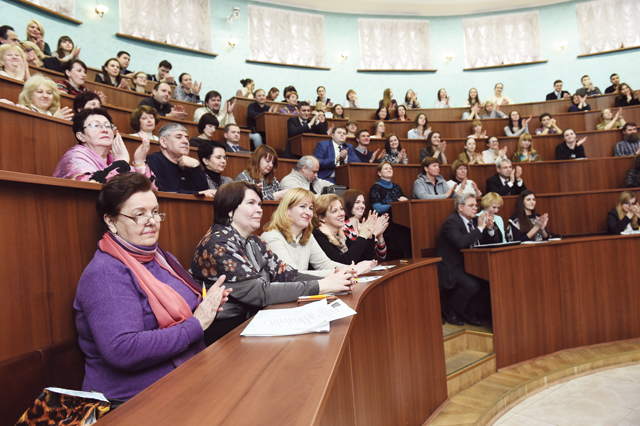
[313, 126, 360, 183]
[223, 123, 250, 155]
[436, 194, 502, 326]
[284, 101, 327, 158]
[545, 80, 571, 101]
[486, 159, 527, 196]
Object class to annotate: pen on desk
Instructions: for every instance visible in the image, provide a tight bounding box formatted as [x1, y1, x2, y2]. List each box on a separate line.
[202, 283, 207, 298]
[299, 295, 328, 299]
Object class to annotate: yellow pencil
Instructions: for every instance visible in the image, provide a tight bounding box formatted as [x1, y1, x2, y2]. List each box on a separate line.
[202, 283, 207, 298]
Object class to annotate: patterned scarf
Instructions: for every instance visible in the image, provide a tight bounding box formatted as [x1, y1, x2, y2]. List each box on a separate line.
[318, 224, 348, 254]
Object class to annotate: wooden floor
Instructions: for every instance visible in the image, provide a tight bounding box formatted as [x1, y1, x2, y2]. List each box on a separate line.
[429, 339, 640, 426]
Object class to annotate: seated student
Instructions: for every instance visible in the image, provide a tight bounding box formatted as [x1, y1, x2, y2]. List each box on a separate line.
[284, 101, 328, 158]
[145, 123, 213, 195]
[116, 51, 134, 76]
[625, 154, 640, 188]
[478, 192, 506, 243]
[379, 88, 398, 110]
[545, 80, 571, 101]
[281, 85, 297, 102]
[481, 136, 508, 164]
[247, 88, 278, 149]
[419, 131, 448, 164]
[0, 25, 18, 45]
[222, 123, 249, 154]
[393, 104, 408, 121]
[342, 189, 389, 259]
[462, 102, 482, 120]
[197, 140, 233, 192]
[375, 106, 388, 121]
[436, 193, 502, 326]
[73, 90, 102, 113]
[313, 126, 359, 183]
[191, 181, 356, 343]
[74, 173, 228, 401]
[95, 58, 129, 89]
[264, 86, 279, 101]
[53, 35, 78, 62]
[345, 89, 360, 108]
[614, 83, 640, 108]
[173, 73, 202, 104]
[236, 78, 254, 99]
[131, 71, 150, 94]
[354, 129, 384, 163]
[605, 73, 620, 94]
[261, 189, 375, 276]
[403, 89, 421, 109]
[279, 91, 299, 115]
[25, 19, 50, 55]
[535, 113, 563, 135]
[138, 82, 187, 119]
[568, 93, 591, 112]
[468, 120, 487, 139]
[486, 158, 527, 196]
[481, 101, 507, 119]
[346, 119, 358, 137]
[408, 113, 431, 139]
[434, 88, 453, 108]
[486, 83, 513, 106]
[54, 108, 154, 183]
[504, 110, 532, 137]
[512, 133, 541, 162]
[17, 74, 73, 120]
[20, 40, 62, 72]
[507, 190, 551, 242]
[597, 108, 626, 131]
[333, 104, 345, 119]
[281, 155, 333, 196]
[464, 88, 483, 107]
[130, 105, 160, 141]
[608, 191, 640, 234]
[57, 59, 90, 97]
[316, 85, 332, 107]
[614, 123, 639, 157]
[556, 128, 587, 160]
[0, 44, 29, 82]
[576, 75, 602, 97]
[458, 137, 481, 164]
[372, 120, 387, 139]
[413, 157, 457, 200]
[194, 90, 236, 125]
[146, 59, 175, 85]
[235, 145, 288, 201]
[381, 134, 407, 164]
[447, 160, 482, 198]
[189, 113, 218, 148]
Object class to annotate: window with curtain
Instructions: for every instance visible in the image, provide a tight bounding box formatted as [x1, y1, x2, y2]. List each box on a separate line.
[462, 11, 543, 69]
[576, 0, 640, 55]
[119, 0, 212, 52]
[25, 0, 75, 18]
[358, 18, 432, 70]
[247, 5, 326, 67]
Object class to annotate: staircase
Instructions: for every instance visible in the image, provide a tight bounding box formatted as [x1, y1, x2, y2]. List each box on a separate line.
[444, 330, 496, 397]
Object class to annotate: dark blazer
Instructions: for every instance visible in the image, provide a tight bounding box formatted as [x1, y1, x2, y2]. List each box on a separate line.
[607, 208, 636, 234]
[284, 116, 328, 158]
[545, 91, 570, 101]
[224, 142, 250, 155]
[312, 229, 375, 264]
[313, 139, 360, 182]
[486, 174, 527, 196]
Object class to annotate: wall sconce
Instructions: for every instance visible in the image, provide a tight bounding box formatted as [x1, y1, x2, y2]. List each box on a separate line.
[227, 7, 240, 24]
[341, 50, 350, 60]
[95, 3, 109, 18]
[228, 38, 238, 48]
[445, 51, 454, 61]
[558, 40, 567, 50]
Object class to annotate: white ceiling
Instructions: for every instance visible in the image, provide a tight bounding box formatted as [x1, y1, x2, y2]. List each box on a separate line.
[253, 0, 572, 17]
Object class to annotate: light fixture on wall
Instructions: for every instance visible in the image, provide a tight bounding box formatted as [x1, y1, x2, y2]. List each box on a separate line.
[95, 3, 109, 18]
[445, 51, 454, 61]
[227, 7, 241, 24]
[341, 50, 350, 60]
[228, 37, 238, 48]
[558, 40, 567, 50]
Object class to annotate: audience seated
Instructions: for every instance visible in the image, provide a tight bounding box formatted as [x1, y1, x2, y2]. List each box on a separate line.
[373, 121, 388, 139]
[477, 192, 506, 242]
[130, 105, 160, 141]
[73, 90, 102, 113]
[266, 86, 279, 101]
[556, 128, 587, 160]
[284, 101, 328, 158]
[511, 133, 541, 162]
[434, 88, 453, 108]
[95, 58, 129, 89]
[597, 108, 625, 130]
[332, 104, 344, 119]
[194, 90, 236, 125]
[53, 108, 154, 183]
[20, 40, 61, 72]
[447, 160, 482, 198]
[131, 71, 149, 94]
[0, 25, 19, 45]
[468, 120, 487, 139]
[379, 88, 397, 109]
[381, 134, 407, 164]
[458, 137, 481, 164]
[197, 140, 233, 192]
[281, 155, 332, 196]
[222, 123, 249, 154]
[173, 73, 202, 104]
[18, 74, 73, 120]
[0, 44, 29, 81]
[313, 126, 359, 183]
[247, 88, 277, 149]
[608, 191, 640, 234]
[437, 193, 501, 326]
[236, 78, 254, 99]
[235, 145, 287, 201]
[189, 113, 218, 148]
[147, 59, 175, 85]
[57, 59, 89, 96]
[486, 83, 512, 106]
[506, 190, 551, 242]
[25, 19, 50, 55]
[568, 93, 591, 112]
[346, 119, 358, 137]
[481, 136, 508, 164]
[576, 75, 601, 97]
[138, 82, 187, 119]
[345, 89, 360, 108]
[116, 51, 134, 76]
[535, 113, 562, 135]
[279, 91, 299, 115]
[408, 113, 431, 139]
[316, 85, 332, 108]
[414, 157, 456, 200]
[354, 129, 384, 163]
[145, 123, 212, 195]
[393, 104, 408, 121]
[605, 73, 620, 94]
[462, 103, 482, 120]
[54, 36, 79, 63]
[545, 79, 571, 101]
[481, 101, 507, 119]
[614, 123, 639, 157]
[625, 154, 640, 188]
[191, 181, 356, 344]
[485, 158, 527, 196]
[342, 189, 389, 259]
[419, 131, 448, 163]
[504, 110, 531, 137]
[463, 88, 483, 107]
[375, 106, 388, 121]
[403, 89, 421, 109]
[614, 83, 640, 108]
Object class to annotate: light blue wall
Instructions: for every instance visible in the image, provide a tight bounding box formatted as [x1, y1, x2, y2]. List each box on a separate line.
[2, 0, 638, 109]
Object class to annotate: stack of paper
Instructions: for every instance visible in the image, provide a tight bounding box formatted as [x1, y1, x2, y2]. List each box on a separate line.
[241, 299, 357, 337]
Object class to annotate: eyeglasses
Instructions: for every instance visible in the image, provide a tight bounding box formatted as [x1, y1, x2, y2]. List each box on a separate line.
[464, 204, 478, 208]
[624, 202, 637, 207]
[84, 121, 116, 131]
[119, 212, 166, 225]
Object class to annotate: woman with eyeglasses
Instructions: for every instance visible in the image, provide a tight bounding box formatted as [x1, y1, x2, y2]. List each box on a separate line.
[54, 108, 156, 184]
[608, 191, 640, 234]
[74, 173, 230, 401]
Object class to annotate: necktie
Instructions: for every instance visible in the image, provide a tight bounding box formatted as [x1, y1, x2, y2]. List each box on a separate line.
[468, 222, 476, 248]
[309, 184, 316, 194]
[233, 145, 239, 152]
[302, 120, 307, 126]
[557, 92, 561, 100]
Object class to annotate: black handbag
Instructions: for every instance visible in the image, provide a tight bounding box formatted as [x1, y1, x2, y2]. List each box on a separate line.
[322, 185, 348, 197]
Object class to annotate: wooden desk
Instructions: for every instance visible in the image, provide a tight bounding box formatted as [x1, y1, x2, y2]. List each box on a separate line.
[231, 96, 284, 128]
[463, 235, 640, 369]
[96, 258, 448, 426]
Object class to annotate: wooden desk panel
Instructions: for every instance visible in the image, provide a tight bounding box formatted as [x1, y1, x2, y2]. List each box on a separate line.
[231, 96, 285, 128]
[256, 112, 290, 156]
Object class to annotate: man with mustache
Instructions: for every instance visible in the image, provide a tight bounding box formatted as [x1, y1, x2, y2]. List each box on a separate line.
[614, 123, 639, 157]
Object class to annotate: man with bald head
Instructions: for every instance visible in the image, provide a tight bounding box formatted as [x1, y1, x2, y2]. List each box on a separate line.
[281, 156, 333, 196]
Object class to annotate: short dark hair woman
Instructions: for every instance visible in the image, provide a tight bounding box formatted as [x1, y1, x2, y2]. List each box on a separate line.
[197, 140, 233, 192]
[129, 105, 160, 141]
[189, 113, 219, 148]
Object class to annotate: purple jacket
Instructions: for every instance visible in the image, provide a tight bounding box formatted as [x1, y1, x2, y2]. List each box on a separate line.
[74, 249, 205, 400]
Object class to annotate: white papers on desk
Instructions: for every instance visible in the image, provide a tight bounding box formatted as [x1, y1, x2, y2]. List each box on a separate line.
[371, 265, 395, 271]
[356, 275, 382, 283]
[240, 299, 357, 337]
[621, 230, 640, 235]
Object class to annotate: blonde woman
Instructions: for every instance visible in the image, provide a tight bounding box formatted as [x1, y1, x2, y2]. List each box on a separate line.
[0, 44, 29, 82]
[608, 191, 640, 234]
[597, 108, 626, 131]
[26, 19, 50, 56]
[18, 74, 73, 120]
[511, 133, 541, 163]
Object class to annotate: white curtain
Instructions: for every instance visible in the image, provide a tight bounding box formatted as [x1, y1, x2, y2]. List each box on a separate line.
[358, 19, 432, 70]
[119, 0, 212, 52]
[25, 0, 75, 18]
[463, 11, 543, 69]
[248, 5, 325, 67]
[576, 0, 640, 55]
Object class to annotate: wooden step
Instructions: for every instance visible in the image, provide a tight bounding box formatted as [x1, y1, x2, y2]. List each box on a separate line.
[444, 331, 496, 398]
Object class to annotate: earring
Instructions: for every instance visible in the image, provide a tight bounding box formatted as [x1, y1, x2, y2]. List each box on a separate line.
[229, 216, 233, 223]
